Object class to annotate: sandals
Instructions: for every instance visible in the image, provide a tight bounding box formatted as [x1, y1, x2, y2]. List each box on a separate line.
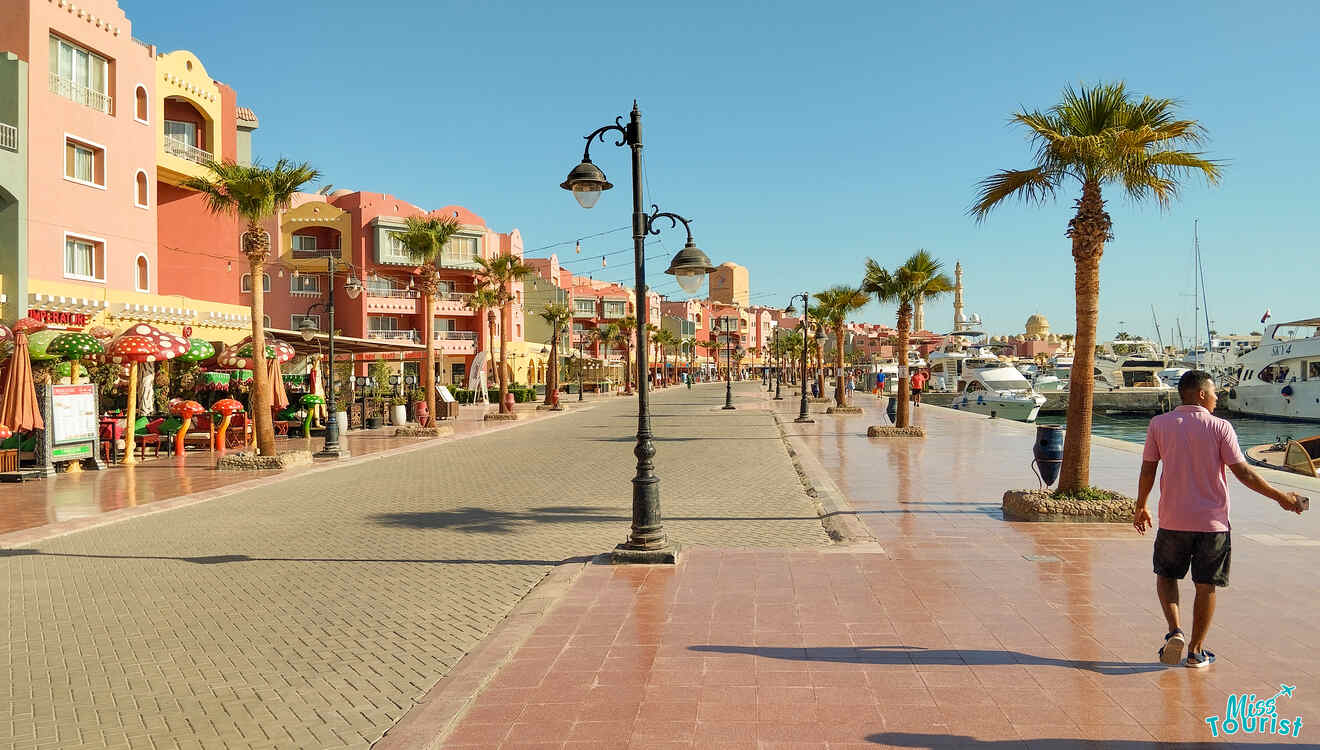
[1159, 629, 1186, 666]
[1186, 649, 1216, 669]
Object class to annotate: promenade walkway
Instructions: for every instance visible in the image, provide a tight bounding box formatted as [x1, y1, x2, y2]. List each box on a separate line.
[1, 383, 828, 750]
[434, 387, 1320, 749]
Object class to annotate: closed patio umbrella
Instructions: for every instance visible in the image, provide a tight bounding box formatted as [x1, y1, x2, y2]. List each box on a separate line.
[269, 358, 289, 411]
[0, 330, 44, 434]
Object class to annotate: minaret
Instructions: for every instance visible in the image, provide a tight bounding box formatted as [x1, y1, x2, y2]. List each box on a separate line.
[952, 261, 964, 329]
[913, 296, 924, 332]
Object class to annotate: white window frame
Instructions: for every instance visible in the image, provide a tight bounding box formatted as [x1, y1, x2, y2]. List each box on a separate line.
[133, 169, 150, 208]
[368, 316, 400, 332]
[240, 272, 271, 293]
[573, 299, 596, 315]
[134, 253, 150, 292]
[164, 119, 198, 147]
[380, 230, 412, 265]
[63, 133, 106, 190]
[441, 234, 481, 267]
[49, 35, 112, 114]
[133, 84, 149, 125]
[290, 274, 321, 294]
[63, 231, 106, 282]
[291, 314, 320, 330]
[291, 234, 319, 254]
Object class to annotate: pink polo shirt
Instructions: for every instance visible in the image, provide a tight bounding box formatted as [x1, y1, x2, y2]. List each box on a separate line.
[1142, 405, 1245, 532]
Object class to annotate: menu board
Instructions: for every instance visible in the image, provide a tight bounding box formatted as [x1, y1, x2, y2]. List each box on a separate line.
[51, 384, 97, 445]
[436, 385, 456, 404]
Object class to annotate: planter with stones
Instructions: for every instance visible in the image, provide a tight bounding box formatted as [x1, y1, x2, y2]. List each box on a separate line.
[393, 425, 454, 438]
[866, 425, 926, 438]
[216, 450, 313, 472]
[826, 406, 864, 414]
[1002, 488, 1135, 523]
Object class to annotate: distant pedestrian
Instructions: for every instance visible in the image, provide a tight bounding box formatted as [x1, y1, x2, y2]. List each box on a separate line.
[909, 368, 928, 408]
[810, 379, 820, 398]
[1135, 370, 1306, 669]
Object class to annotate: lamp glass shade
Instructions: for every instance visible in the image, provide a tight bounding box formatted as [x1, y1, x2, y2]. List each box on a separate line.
[345, 277, 363, 299]
[673, 270, 704, 295]
[784, 304, 796, 315]
[298, 318, 317, 342]
[572, 185, 602, 209]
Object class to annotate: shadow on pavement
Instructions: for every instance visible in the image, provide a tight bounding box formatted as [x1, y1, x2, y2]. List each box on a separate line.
[372, 505, 823, 533]
[0, 548, 588, 566]
[689, 644, 1164, 676]
[865, 733, 1283, 748]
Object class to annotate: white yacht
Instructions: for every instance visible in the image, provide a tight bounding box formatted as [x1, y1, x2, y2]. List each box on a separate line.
[949, 356, 1047, 422]
[927, 351, 969, 393]
[1225, 318, 1320, 422]
[1094, 341, 1172, 390]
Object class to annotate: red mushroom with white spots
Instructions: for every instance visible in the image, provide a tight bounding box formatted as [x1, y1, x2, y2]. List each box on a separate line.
[106, 335, 160, 466]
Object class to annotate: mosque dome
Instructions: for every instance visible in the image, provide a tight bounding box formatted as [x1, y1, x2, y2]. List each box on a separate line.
[1025, 314, 1050, 337]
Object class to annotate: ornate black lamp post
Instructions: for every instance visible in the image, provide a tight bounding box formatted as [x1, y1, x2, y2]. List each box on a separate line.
[721, 318, 737, 410]
[786, 293, 815, 424]
[560, 102, 717, 564]
[299, 255, 363, 458]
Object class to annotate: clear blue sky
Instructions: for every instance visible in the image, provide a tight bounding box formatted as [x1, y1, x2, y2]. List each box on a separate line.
[127, 0, 1317, 344]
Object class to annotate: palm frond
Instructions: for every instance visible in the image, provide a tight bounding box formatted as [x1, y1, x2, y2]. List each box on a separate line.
[969, 167, 1059, 221]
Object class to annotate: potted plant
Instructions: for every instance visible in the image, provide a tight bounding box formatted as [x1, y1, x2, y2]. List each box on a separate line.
[390, 395, 408, 426]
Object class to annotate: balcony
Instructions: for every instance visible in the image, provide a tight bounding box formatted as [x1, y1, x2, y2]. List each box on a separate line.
[367, 329, 419, 342]
[49, 73, 113, 114]
[434, 292, 475, 316]
[365, 291, 418, 315]
[164, 136, 211, 165]
[433, 330, 477, 355]
[0, 122, 15, 152]
[367, 287, 419, 299]
[573, 306, 597, 319]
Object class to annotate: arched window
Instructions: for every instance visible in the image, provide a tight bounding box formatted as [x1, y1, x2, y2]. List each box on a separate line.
[134, 254, 149, 292]
[240, 273, 272, 293]
[262, 315, 272, 328]
[134, 85, 149, 123]
[134, 170, 149, 208]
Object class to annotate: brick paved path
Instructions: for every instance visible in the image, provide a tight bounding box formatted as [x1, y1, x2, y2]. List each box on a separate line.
[1, 383, 829, 750]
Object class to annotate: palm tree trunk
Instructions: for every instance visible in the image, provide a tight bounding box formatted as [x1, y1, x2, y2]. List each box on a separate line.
[814, 339, 824, 397]
[835, 328, 846, 406]
[1059, 181, 1110, 492]
[245, 223, 276, 456]
[896, 303, 912, 428]
[498, 304, 509, 413]
[544, 325, 559, 405]
[421, 285, 436, 424]
[623, 343, 632, 395]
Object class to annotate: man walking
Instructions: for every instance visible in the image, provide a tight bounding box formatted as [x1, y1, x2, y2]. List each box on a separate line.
[909, 367, 928, 408]
[1135, 370, 1305, 668]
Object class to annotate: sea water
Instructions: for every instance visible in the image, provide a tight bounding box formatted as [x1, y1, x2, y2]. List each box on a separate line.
[1038, 412, 1313, 455]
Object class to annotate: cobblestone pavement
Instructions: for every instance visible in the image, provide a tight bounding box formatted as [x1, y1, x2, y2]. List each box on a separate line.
[0, 382, 827, 750]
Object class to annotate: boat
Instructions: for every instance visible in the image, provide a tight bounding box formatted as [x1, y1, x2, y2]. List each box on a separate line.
[948, 355, 1047, 422]
[1094, 340, 1172, 390]
[1246, 434, 1320, 477]
[1159, 367, 1189, 388]
[927, 351, 969, 393]
[1224, 317, 1320, 422]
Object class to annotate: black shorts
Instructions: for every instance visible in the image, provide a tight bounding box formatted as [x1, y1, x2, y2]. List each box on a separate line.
[1153, 529, 1231, 587]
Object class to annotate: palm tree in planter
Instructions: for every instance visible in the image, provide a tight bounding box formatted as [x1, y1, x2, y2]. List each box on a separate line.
[590, 323, 622, 391]
[863, 250, 954, 428]
[970, 81, 1220, 491]
[395, 215, 462, 426]
[184, 158, 319, 456]
[813, 285, 870, 407]
[467, 286, 503, 403]
[538, 302, 571, 406]
[474, 253, 534, 414]
[616, 315, 638, 395]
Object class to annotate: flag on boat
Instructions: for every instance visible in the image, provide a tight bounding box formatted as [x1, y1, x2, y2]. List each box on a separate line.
[1261, 308, 1272, 324]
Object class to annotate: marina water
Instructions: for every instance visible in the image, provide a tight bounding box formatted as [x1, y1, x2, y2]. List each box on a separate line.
[1038, 412, 1312, 455]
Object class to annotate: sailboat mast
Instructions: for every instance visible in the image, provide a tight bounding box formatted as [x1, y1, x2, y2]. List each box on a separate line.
[1151, 305, 1165, 356]
[1193, 220, 1201, 368]
[1197, 226, 1213, 361]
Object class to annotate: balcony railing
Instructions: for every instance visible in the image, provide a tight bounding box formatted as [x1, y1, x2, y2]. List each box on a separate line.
[49, 73, 113, 114]
[436, 292, 472, 302]
[366, 287, 419, 299]
[0, 122, 16, 152]
[163, 136, 211, 164]
[293, 246, 341, 259]
[433, 331, 478, 341]
[367, 330, 419, 342]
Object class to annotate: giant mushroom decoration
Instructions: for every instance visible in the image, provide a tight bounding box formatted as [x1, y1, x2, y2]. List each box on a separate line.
[217, 338, 296, 369]
[180, 338, 216, 363]
[0, 323, 13, 362]
[169, 400, 206, 457]
[299, 393, 324, 438]
[26, 329, 62, 362]
[47, 332, 104, 384]
[211, 398, 245, 455]
[105, 335, 160, 465]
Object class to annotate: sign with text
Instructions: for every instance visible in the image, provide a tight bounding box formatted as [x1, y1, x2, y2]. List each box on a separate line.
[30, 310, 91, 327]
[51, 384, 97, 444]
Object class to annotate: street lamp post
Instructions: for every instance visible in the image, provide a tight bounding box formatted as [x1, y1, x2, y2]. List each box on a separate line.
[560, 102, 717, 564]
[722, 318, 736, 410]
[786, 293, 815, 424]
[299, 255, 363, 458]
[576, 332, 585, 402]
[773, 327, 783, 400]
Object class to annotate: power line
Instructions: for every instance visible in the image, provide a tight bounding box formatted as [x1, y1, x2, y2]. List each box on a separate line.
[523, 225, 630, 256]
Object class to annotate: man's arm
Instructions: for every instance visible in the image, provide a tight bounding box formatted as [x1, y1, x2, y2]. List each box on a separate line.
[1228, 462, 1305, 513]
[1133, 460, 1158, 533]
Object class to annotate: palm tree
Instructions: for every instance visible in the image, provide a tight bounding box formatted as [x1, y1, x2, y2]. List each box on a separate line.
[863, 250, 954, 428]
[395, 215, 462, 425]
[970, 82, 1221, 491]
[652, 328, 676, 386]
[183, 158, 319, 456]
[645, 323, 661, 385]
[538, 302, 571, 405]
[467, 286, 503, 402]
[474, 253, 534, 413]
[813, 285, 870, 407]
[681, 335, 698, 381]
[616, 315, 638, 394]
[590, 323, 622, 390]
